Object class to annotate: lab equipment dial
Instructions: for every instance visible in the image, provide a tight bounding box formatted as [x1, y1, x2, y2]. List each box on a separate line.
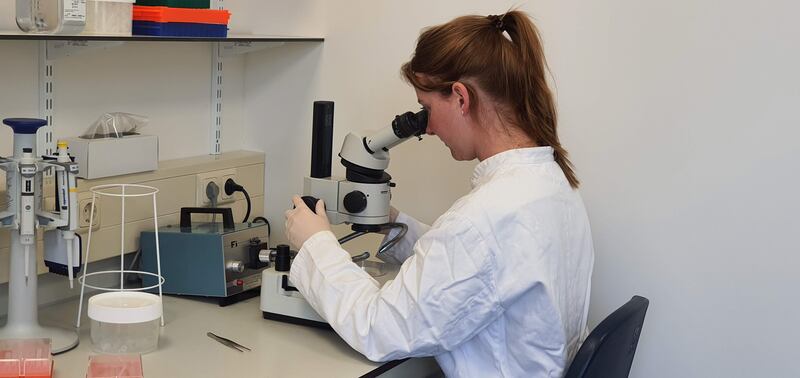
[226, 260, 245, 273]
[343, 190, 368, 213]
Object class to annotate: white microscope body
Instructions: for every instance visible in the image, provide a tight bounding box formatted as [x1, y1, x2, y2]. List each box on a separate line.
[261, 102, 427, 327]
[0, 118, 81, 353]
[302, 101, 428, 231]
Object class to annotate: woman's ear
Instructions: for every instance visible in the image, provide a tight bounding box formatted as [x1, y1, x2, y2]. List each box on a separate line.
[451, 82, 471, 115]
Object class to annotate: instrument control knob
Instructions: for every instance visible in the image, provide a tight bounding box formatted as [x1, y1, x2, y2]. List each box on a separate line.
[275, 244, 292, 272]
[343, 190, 367, 213]
[258, 249, 271, 263]
[226, 260, 245, 273]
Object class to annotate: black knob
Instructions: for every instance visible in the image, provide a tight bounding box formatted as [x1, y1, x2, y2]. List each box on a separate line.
[275, 244, 291, 272]
[248, 238, 268, 269]
[343, 191, 367, 213]
[300, 196, 319, 213]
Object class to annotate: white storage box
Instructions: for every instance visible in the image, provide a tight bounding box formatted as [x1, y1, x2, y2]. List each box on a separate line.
[88, 292, 162, 354]
[67, 134, 158, 179]
[83, 0, 135, 35]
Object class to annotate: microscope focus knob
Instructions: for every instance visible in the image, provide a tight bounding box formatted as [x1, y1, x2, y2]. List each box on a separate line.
[275, 244, 292, 272]
[343, 191, 368, 213]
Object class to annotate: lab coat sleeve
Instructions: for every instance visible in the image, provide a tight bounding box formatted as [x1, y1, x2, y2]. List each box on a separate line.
[376, 211, 431, 265]
[289, 213, 504, 362]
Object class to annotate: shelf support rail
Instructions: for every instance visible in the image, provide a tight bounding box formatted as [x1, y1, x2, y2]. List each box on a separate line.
[38, 41, 55, 159]
[210, 0, 225, 155]
[211, 42, 223, 155]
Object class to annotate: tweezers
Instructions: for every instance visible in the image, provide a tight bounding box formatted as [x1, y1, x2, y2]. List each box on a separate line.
[207, 332, 252, 352]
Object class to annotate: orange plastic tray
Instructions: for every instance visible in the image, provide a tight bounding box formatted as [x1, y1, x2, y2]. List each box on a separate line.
[133, 6, 230, 25]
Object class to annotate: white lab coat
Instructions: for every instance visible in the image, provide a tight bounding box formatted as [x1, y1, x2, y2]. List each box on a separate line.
[289, 147, 595, 377]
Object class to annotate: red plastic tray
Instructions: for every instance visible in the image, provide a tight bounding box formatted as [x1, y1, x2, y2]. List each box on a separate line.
[133, 6, 230, 25]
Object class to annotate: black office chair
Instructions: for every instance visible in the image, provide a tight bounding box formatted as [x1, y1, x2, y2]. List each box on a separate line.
[564, 295, 649, 378]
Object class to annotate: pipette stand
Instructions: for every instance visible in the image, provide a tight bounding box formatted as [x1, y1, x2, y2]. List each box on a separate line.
[0, 118, 80, 353]
[0, 233, 79, 353]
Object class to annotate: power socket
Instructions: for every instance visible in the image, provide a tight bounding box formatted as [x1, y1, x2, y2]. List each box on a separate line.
[220, 173, 237, 202]
[78, 198, 101, 230]
[196, 168, 237, 207]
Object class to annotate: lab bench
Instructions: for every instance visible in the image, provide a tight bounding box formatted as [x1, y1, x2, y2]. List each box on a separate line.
[41, 294, 440, 377]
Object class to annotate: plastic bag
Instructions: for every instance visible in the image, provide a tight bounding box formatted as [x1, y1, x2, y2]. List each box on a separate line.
[81, 113, 149, 139]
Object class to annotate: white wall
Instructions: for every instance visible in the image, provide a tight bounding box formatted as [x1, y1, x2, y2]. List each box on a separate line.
[245, 1, 800, 377]
[543, 1, 800, 376]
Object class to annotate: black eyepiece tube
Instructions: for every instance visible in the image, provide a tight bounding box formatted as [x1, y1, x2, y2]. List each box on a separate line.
[311, 101, 334, 178]
[392, 109, 428, 138]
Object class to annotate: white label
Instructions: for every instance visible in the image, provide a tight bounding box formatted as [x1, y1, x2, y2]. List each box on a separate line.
[63, 0, 87, 22]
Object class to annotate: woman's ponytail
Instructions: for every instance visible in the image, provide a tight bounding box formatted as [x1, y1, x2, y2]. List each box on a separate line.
[403, 10, 580, 188]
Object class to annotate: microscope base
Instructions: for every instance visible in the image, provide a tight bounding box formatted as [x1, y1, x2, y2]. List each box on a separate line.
[0, 323, 79, 354]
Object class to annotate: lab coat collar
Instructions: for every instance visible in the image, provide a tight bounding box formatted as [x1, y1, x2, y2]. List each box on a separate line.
[471, 146, 555, 187]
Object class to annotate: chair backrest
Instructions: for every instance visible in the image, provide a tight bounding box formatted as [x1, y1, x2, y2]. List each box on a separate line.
[564, 295, 650, 378]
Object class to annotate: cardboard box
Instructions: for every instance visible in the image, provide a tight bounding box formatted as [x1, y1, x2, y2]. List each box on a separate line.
[66, 135, 158, 179]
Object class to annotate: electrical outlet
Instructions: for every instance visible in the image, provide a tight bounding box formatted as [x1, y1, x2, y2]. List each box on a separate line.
[78, 198, 101, 229]
[196, 174, 218, 207]
[196, 168, 237, 207]
[220, 173, 237, 202]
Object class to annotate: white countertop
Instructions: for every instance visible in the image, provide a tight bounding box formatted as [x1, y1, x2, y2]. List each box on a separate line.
[42, 294, 439, 378]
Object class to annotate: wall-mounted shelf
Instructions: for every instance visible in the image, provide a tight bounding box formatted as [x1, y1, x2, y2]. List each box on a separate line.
[0, 32, 323, 43]
[0, 31, 323, 155]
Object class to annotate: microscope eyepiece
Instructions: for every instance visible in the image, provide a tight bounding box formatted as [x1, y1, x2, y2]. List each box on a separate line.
[392, 109, 428, 138]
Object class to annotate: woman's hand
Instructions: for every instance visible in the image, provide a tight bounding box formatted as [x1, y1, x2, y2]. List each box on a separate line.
[284, 195, 332, 250]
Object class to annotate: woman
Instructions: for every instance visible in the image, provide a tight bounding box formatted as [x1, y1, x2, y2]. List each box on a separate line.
[285, 11, 594, 377]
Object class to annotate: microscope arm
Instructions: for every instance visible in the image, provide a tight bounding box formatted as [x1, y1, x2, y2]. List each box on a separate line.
[338, 110, 428, 173]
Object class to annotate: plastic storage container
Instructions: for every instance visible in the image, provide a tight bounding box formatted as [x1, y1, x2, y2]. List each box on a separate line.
[84, 0, 135, 35]
[0, 339, 52, 378]
[88, 292, 162, 354]
[134, 0, 210, 9]
[86, 355, 143, 378]
[132, 6, 230, 24]
[132, 21, 227, 37]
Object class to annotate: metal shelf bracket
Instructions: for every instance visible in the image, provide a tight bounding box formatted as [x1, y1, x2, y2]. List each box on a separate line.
[221, 41, 285, 56]
[46, 40, 126, 60]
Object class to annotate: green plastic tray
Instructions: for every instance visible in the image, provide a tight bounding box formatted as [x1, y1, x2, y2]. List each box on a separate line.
[134, 0, 211, 9]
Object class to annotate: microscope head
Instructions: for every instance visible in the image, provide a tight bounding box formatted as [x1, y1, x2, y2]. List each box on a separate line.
[338, 109, 428, 184]
[303, 102, 427, 229]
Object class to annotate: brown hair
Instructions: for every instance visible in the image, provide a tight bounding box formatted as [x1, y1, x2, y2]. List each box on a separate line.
[401, 11, 580, 188]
